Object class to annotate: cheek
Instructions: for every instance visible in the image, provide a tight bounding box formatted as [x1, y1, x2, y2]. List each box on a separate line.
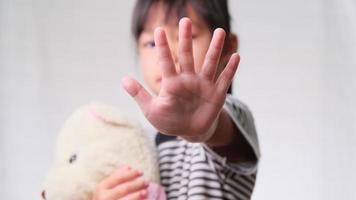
[139, 52, 161, 92]
[140, 56, 155, 79]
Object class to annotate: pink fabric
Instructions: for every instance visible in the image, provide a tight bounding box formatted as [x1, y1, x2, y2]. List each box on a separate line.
[147, 183, 166, 200]
[89, 104, 127, 127]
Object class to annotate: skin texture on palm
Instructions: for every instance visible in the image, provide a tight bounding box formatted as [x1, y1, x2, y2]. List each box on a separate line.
[121, 18, 240, 143]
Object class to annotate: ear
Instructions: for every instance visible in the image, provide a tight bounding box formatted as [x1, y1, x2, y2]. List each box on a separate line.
[89, 102, 129, 127]
[221, 33, 238, 64]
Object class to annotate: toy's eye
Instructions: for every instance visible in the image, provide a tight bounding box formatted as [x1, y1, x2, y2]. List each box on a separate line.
[69, 154, 77, 164]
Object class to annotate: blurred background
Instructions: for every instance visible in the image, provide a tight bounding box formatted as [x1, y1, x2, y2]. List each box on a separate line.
[0, 0, 355, 199]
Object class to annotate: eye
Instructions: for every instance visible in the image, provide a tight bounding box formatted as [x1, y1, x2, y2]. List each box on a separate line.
[143, 41, 155, 48]
[69, 154, 77, 164]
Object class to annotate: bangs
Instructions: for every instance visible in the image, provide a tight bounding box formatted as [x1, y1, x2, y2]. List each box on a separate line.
[132, 0, 188, 40]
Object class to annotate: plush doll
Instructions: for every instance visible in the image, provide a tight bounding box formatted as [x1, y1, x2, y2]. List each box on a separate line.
[41, 102, 166, 200]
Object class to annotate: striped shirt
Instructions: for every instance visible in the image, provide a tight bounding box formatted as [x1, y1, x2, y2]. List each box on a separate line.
[154, 95, 261, 200]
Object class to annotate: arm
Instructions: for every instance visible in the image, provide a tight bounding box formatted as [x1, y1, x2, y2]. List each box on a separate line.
[204, 108, 257, 164]
[121, 18, 258, 166]
[122, 18, 238, 140]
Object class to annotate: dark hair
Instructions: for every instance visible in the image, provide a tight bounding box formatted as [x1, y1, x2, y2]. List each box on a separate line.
[131, 0, 233, 94]
[132, 0, 231, 40]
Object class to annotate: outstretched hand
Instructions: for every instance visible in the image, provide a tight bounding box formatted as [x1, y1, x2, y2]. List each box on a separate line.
[122, 18, 240, 142]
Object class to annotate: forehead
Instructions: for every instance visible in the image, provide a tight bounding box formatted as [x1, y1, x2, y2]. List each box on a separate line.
[143, 2, 207, 31]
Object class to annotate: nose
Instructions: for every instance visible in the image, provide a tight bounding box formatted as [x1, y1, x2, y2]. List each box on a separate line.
[166, 36, 181, 73]
[41, 190, 46, 199]
[170, 46, 178, 64]
[169, 43, 180, 72]
[171, 52, 181, 74]
[169, 42, 178, 63]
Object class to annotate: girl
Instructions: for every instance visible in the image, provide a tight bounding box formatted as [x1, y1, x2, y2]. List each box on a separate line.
[93, 0, 260, 199]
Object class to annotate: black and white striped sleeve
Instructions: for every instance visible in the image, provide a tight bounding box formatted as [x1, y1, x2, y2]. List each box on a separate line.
[204, 94, 261, 175]
[155, 95, 260, 199]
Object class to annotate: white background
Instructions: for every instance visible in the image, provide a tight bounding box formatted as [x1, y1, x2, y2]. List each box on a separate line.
[0, 0, 355, 199]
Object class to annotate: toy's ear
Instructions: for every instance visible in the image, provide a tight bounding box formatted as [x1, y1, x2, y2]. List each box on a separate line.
[89, 102, 130, 127]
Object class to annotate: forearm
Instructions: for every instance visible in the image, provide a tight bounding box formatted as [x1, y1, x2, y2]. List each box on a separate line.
[205, 109, 235, 147]
[204, 109, 256, 163]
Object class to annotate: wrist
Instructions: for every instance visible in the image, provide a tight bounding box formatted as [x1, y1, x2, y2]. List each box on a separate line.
[181, 113, 220, 143]
[204, 109, 236, 147]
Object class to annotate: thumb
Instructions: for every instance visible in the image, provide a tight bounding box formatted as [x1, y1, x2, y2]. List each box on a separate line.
[121, 76, 152, 114]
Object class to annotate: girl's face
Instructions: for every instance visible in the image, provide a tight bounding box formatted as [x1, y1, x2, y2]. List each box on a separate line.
[137, 3, 232, 95]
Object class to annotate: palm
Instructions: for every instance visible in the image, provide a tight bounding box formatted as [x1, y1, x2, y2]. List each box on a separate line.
[152, 74, 219, 136]
[122, 18, 240, 141]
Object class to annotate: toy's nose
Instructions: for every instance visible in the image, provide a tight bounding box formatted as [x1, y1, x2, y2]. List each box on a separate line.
[41, 190, 46, 199]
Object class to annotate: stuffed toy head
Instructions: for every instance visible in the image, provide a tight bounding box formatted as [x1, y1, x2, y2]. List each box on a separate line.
[41, 102, 165, 200]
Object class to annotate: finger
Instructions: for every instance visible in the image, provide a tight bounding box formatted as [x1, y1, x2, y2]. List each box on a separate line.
[109, 178, 148, 199]
[121, 76, 153, 117]
[178, 17, 195, 73]
[120, 189, 148, 200]
[100, 165, 142, 189]
[154, 27, 177, 78]
[215, 53, 240, 94]
[200, 28, 226, 81]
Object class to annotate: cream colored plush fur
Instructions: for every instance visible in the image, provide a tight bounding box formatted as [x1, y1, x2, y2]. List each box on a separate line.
[42, 102, 161, 200]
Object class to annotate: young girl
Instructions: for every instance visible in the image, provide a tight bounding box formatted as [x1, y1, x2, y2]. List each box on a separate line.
[93, 0, 260, 199]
